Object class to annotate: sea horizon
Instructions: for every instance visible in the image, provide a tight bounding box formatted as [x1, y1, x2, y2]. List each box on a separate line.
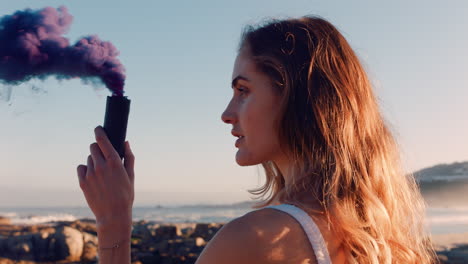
[1, 202, 468, 236]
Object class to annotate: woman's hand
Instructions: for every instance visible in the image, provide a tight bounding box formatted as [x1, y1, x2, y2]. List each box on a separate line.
[76, 126, 135, 231]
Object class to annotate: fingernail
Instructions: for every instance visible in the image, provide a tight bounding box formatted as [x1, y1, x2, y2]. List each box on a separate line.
[95, 126, 103, 134]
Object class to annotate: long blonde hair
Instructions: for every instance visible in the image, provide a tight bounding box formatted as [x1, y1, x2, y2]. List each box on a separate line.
[241, 16, 435, 263]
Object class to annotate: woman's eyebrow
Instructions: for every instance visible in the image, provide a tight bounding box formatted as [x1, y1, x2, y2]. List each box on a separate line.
[231, 75, 250, 88]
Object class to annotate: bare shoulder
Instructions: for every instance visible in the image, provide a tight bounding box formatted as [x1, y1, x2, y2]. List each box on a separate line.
[195, 209, 270, 264]
[195, 208, 318, 264]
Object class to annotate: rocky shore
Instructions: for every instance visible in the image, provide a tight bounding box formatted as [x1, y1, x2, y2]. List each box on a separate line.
[432, 233, 468, 264]
[0, 216, 466, 264]
[0, 216, 221, 264]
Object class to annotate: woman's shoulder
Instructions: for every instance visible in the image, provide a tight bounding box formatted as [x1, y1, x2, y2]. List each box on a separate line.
[195, 207, 318, 264]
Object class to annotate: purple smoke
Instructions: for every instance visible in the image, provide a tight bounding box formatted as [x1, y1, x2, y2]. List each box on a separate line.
[0, 6, 125, 96]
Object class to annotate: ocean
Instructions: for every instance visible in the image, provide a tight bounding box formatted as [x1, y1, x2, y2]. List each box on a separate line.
[1, 204, 467, 235]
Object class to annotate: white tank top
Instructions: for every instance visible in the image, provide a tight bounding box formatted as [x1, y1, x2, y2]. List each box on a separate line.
[265, 204, 332, 264]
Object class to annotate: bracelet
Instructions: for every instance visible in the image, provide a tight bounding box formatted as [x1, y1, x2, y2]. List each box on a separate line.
[99, 239, 129, 250]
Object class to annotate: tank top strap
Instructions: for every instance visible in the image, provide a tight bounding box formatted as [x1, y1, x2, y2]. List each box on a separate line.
[264, 204, 332, 264]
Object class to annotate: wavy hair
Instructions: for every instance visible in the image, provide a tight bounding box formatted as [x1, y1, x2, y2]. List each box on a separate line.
[241, 16, 435, 263]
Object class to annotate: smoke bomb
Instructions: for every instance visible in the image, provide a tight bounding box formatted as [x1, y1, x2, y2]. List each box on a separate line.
[0, 6, 126, 95]
[103, 96, 130, 159]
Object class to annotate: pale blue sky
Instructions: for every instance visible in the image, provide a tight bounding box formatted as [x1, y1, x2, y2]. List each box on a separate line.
[0, 0, 467, 206]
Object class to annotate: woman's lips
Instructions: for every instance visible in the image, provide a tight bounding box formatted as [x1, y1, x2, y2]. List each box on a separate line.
[235, 136, 245, 147]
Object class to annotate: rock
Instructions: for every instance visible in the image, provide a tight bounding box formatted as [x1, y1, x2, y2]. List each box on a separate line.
[2, 233, 35, 260]
[155, 225, 181, 241]
[167, 238, 186, 256]
[195, 237, 206, 247]
[131, 247, 142, 262]
[158, 255, 176, 264]
[152, 240, 170, 253]
[183, 237, 206, 249]
[454, 244, 468, 250]
[175, 243, 191, 257]
[132, 222, 154, 243]
[32, 229, 53, 261]
[0, 258, 16, 264]
[0, 217, 11, 226]
[0, 221, 215, 264]
[0, 226, 84, 262]
[53, 226, 84, 261]
[23, 225, 39, 233]
[131, 237, 144, 251]
[82, 232, 98, 261]
[187, 252, 199, 258]
[180, 226, 195, 237]
[136, 252, 161, 264]
[81, 242, 97, 262]
[437, 253, 449, 263]
[190, 223, 222, 241]
[178, 254, 199, 264]
[70, 219, 97, 236]
[446, 247, 468, 264]
[0, 224, 20, 237]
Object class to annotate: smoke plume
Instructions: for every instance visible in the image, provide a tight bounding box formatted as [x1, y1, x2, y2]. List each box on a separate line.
[0, 6, 125, 95]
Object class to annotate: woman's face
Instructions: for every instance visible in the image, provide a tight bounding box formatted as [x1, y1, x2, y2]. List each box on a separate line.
[221, 49, 286, 166]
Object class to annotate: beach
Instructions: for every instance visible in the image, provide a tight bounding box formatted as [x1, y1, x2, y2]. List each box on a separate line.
[0, 212, 467, 264]
[431, 233, 468, 264]
[0, 217, 220, 264]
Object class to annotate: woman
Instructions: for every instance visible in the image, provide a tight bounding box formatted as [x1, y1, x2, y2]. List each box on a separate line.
[77, 16, 436, 263]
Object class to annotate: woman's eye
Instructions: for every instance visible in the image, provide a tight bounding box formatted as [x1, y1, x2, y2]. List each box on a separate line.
[236, 86, 248, 94]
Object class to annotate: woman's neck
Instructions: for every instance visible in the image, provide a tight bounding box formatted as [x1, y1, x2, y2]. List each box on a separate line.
[272, 156, 325, 214]
[272, 155, 294, 187]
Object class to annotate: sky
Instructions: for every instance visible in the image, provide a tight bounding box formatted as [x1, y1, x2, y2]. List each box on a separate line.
[0, 0, 467, 206]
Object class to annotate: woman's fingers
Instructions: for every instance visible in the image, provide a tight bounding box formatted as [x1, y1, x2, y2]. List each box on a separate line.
[77, 164, 87, 188]
[86, 155, 94, 177]
[76, 127, 135, 226]
[90, 142, 105, 166]
[124, 141, 135, 183]
[94, 126, 120, 161]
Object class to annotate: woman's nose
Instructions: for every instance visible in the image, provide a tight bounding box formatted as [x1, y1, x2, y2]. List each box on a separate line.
[221, 104, 237, 124]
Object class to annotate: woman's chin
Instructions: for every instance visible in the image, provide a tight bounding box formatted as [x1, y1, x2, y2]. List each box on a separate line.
[236, 159, 252, 166]
[235, 152, 261, 166]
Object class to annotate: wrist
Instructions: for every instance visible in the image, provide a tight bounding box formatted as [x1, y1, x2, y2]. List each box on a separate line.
[97, 222, 132, 234]
[97, 220, 132, 234]
[98, 237, 131, 250]
[96, 215, 132, 242]
[97, 223, 132, 248]
[96, 211, 132, 229]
